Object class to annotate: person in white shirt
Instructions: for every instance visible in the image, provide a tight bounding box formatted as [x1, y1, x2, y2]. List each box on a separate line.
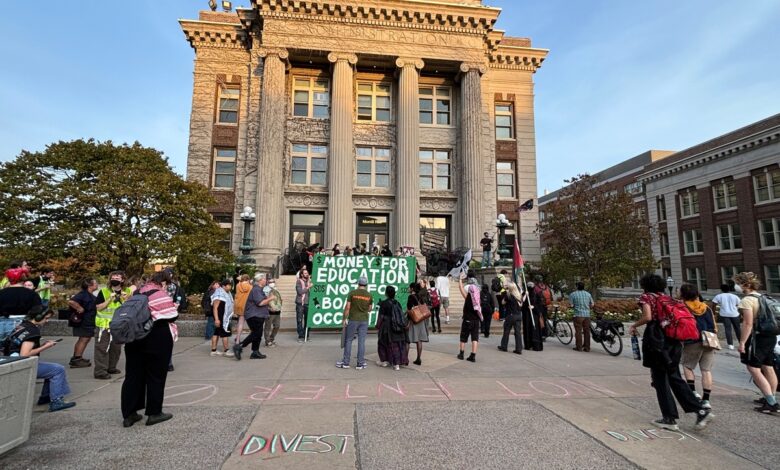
[712, 284, 741, 350]
[435, 272, 451, 324]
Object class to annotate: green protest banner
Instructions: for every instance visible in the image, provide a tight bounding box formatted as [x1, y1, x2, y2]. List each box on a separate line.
[306, 254, 416, 329]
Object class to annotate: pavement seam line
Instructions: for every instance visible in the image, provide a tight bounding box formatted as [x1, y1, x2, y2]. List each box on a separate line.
[353, 405, 362, 470]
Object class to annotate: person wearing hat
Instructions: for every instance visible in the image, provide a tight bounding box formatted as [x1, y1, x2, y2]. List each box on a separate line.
[2, 304, 76, 412]
[336, 276, 373, 370]
[0, 264, 41, 340]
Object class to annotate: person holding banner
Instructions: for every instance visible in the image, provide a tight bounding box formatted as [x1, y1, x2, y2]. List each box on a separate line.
[336, 277, 372, 370]
[376, 286, 409, 370]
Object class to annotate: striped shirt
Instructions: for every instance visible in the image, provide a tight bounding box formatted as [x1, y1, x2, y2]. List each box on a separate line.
[569, 290, 593, 317]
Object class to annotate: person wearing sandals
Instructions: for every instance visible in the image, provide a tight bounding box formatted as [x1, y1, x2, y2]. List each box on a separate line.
[406, 282, 430, 366]
[209, 279, 235, 357]
[628, 274, 713, 431]
[376, 286, 409, 370]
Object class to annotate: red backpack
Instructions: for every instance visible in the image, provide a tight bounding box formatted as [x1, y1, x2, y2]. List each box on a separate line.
[653, 294, 699, 341]
[429, 288, 441, 308]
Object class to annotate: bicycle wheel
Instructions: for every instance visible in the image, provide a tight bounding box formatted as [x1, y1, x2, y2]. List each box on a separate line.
[600, 327, 623, 356]
[554, 320, 573, 345]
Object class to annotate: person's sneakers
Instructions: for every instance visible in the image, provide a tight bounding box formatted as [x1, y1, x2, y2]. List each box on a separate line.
[497, 346, 508, 352]
[393, 365, 400, 371]
[413, 358, 422, 366]
[701, 400, 712, 409]
[695, 409, 714, 429]
[146, 412, 173, 426]
[94, 373, 112, 380]
[754, 397, 767, 405]
[210, 350, 223, 357]
[223, 349, 235, 357]
[250, 351, 267, 359]
[513, 350, 523, 355]
[49, 398, 76, 412]
[754, 402, 779, 414]
[693, 391, 702, 400]
[107, 368, 122, 374]
[297, 338, 304, 343]
[651, 417, 679, 431]
[466, 353, 476, 363]
[123, 413, 143, 428]
[335, 361, 350, 369]
[36, 396, 51, 406]
[728, 344, 735, 350]
[355, 363, 368, 370]
[376, 360, 389, 367]
[457, 351, 464, 360]
[69, 358, 90, 368]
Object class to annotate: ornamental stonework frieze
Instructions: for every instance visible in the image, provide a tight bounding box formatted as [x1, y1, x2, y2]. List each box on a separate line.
[180, 20, 247, 50]
[352, 196, 394, 210]
[420, 198, 457, 211]
[284, 193, 328, 208]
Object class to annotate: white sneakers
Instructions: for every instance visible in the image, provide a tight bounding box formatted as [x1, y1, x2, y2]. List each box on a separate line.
[210, 350, 235, 357]
[210, 351, 223, 357]
[728, 344, 735, 350]
[376, 361, 390, 367]
[223, 349, 235, 357]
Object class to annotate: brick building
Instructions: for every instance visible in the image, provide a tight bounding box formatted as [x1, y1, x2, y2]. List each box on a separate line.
[179, 1, 547, 271]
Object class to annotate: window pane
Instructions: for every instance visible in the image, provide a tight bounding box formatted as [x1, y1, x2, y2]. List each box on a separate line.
[497, 162, 511, 170]
[292, 144, 308, 153]
[419, 87, 433, 96]
[294, 90, 309, 103]
[376, 96, 391, 108]
[314, 80, 328, 90]
[436, 176, 450, 190]
[311, 158, 327, 171]
[497, 186, 513, 198]
[292, 157, 307, 170]
[375, 148, 390, 158]
[419, 99, 433, 111]
[419, 111, 433, 124]
[436, 163, 450, 176]
[419, 176, 433, 189]
[216, 149, 236, 158]
[497, 174, 514, 185]
[357, 109, 372, 120]
[496, 128, 511, 139]
[293, 104, 309, 116]
[436, 113, 450, 125]
[357, 95, 372, 107]
[356, 160, 371, 173]
[435, 150, 449, 161]
[311, 145, 327, 154]
[356, 174, 371, 187]
[375, 109, 391, 121]
[496, 116, 511, 127]
[215, 161, 235, 173]
[436, 87, 450, 96]
[375, 161, 390, 174]
[375, 175, 389, 187]
[419, 150, 433, 160]
[356, 147, 372, 157]
[220, 98, 238, 111]
[291, 171, 307, 184]
[495, 104, 511, 113]
[295, 78, 310, 87]
[419, 163, 432, 176]
[313, 105, 329, 118]
[311, 172, 326, 186]
[219, 111, 237, 123]
[215, 174, 234, 188]
[436, 99, 450, 112]
[358, 83, 372, 92]
[376, 84, 390, 93]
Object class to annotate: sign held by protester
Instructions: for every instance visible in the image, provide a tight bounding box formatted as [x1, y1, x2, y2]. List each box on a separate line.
[307, 254, 415, 328]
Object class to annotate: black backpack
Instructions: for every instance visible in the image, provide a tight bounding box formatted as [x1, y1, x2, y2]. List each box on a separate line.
[175, 284, 189, 313]
[390, 300, 406, 334]
[751, 293, 780, 336]
[109, 290, 157, 345]
[491, 277, 502, 293]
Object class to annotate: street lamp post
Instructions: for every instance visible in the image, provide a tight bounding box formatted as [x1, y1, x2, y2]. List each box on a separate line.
[238, 206, 256, 264]
[495, 213, 511, 266]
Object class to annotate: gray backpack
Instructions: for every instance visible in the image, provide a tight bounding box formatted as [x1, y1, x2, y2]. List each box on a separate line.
[109, 290, 157, 344]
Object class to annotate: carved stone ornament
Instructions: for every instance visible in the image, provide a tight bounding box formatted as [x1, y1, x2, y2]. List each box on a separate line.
[353, 197, 394, 209]
[285, 193, 328, 207]
[258, 47, 289, 60]
[395, 57, 425, 70]
[459, 62, 487, 75]
[327, 52, 358, 65]
[420, 198, 457, 211]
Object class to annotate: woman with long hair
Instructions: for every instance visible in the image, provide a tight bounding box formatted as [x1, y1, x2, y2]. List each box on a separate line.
[376, 286, 409, 370]
[406, 282, 430, 366]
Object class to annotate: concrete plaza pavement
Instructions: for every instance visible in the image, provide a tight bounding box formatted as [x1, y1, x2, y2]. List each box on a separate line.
[1, 328, 777, 469]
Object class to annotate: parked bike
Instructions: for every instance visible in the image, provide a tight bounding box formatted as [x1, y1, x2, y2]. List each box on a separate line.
[590, 314, 624, 356]
[546, 304, 573, 345]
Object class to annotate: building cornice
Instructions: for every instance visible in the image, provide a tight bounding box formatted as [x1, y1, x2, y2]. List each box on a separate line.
[639, 126, 780, 183]
[488, 45, 548, 72]
[179, 19, 248, 50]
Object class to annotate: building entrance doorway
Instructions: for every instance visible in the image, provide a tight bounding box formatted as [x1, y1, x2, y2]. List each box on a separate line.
[286, 212, 324, 274]
[356, 213, 389, 254]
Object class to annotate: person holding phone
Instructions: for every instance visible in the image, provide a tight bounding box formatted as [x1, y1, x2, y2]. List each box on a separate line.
[2, 304, 76, 412]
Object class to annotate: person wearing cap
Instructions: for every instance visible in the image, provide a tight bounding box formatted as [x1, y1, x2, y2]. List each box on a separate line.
[336, 276, 373, 370]
[0, 263, 41, 340]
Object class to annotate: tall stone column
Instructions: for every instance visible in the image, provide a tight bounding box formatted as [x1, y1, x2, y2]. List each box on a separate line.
[459, 62, 487, 253]
[325, 52, 358, 248]
[395, 57, 424, 252]
[253, 48, 288, 268]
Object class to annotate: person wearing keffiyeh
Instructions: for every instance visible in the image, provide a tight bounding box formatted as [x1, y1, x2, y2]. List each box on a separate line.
[456, 271, 482, 362]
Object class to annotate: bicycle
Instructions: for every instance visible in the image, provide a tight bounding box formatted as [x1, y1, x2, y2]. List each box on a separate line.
[546, 304, 573, 345]
[589, 314, 624, 356]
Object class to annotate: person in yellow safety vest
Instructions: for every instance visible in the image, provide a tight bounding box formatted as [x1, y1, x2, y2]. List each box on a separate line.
[93, 271, 132, 380]
[35, 267, 56, 311]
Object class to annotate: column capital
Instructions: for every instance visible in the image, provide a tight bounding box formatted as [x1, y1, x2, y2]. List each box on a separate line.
[257, 47, 289, 60]
[459, 62, 487, 75]
[395, 57, 425, 70]
[327, 52, 358, 65]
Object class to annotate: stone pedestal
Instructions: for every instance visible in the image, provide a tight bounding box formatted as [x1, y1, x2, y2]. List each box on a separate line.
[325, 52, 358, 248]
[459, 63, 486, 253]
[0, 356, 37, 456]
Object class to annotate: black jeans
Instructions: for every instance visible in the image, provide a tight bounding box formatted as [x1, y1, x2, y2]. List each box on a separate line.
[430, 305, 441, 332]
[241, 316, 266, 352]
[650, 343, 703, 419]
[295, 303, 308, 339]
[500, 315, 523, 351]
[121, 322, 173, 418]
[721, 317, 741, 346]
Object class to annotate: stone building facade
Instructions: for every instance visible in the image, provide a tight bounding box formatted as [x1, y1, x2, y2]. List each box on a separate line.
[180, 0, 547, 270]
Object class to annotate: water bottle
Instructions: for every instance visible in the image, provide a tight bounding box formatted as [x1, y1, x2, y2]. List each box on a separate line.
[631, 334, 641, 361]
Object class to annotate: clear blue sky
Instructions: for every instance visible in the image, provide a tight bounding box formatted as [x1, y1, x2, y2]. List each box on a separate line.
[1, 0, 778, 196]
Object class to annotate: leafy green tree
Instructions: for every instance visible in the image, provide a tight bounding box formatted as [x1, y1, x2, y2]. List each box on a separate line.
[538, 174, 657, 297]
[0, 139, 233, 285]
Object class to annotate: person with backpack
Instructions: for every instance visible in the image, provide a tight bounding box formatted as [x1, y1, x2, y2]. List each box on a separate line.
[680, 283, 717, 410]
[734, 272, 779, 414]
[93, 271, 132, 379]
[628, 274, 713, 430]
[201, 281, 219, 340]
[3, 304, 76, 412]
[120, 270, 179, 427]
[428, 279, 442, 334]
[376, 285, 409, 371]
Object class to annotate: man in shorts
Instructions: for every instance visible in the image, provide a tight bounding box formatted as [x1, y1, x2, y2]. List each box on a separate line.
[435, 271, 450, 324]
[456, 272, 481, 362]
[735, 272, 778, 414]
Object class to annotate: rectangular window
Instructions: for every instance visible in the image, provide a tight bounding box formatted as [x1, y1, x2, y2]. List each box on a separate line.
[213, 214, 232, 250]
[686, 267, 707, 292]
[495, 103, 513, 139]
[656, 196, 667, 221]
[212, 148, 236, 189]
[754, 168, 780, 203]
[217, 87, 240, 124]
[290, 143, 328, 186]
[419, 149, 451, 190]
[496, 162, 516, 199]
[419, 86, 451, 125]
[624, 181, 643, 195]
[759, 218, 780, 248]
[355, 146, 391, 188]
[717, 224, 742, 251]
[683, 229, 703, 254]
[679, 189, 699, 217]
[713, 180, 737, 210]
[766, 265, 780, 293]
[357, 82, 391, 122]
[721, 266, 743, 286]
[292, 77, 329, 118]
[660, 233, 670, 257]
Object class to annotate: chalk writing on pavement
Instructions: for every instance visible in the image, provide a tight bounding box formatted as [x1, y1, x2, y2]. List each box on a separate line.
[241, 434, 354, 456]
